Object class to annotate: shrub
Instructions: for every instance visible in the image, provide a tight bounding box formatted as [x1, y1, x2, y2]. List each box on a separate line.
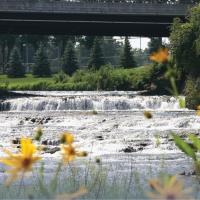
[170, 5, 200, 78]
[53, 71, 70, 83]
[184, 77, 200, 109]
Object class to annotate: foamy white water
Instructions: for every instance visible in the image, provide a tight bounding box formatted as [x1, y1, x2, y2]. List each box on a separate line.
[0, 91, 198, 181]
[0, 91, 184, 111]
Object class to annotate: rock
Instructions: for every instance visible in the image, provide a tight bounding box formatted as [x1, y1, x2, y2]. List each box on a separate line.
[46, 117, 51, 121]
[12, 138, 20, 144]
[31, 118, 36, 123]
[113, 124, 119, 128]
[138, 147, 143, 151]
[121, 146, 137, 153]
[42, 139, 60, 146]
[96, 135, 104, 141]
[45, 147, 60, 154]
[18, 120, 24, 125]
[102, 119, 106, 122]
[138, 142, 149, 147]
[180, 171, 196, 176]
[52, 140, 60, 146]
[42, 140, 48, 145]
[25, 117, 30, 121]
[179, 171, 186, 175]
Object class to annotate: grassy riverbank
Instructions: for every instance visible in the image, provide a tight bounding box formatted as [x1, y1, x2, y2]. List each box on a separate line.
[0, 65, 158, 91]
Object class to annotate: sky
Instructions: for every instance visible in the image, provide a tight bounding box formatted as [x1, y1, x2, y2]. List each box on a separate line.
[115, 37, 169, 50]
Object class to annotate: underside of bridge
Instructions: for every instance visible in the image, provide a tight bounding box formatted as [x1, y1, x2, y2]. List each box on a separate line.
[0, 1, 191, 37]
[0, 15, 174, 37]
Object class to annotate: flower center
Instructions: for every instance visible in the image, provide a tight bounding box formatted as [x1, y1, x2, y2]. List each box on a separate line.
[68, 146, 76, 155]
[22, 158, 31, 168]
[166, 194, 176, 200]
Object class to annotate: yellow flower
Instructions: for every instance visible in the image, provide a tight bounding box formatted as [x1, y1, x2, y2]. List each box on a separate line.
[144, 111, 153, 119]
[56, 187, 87, 200]
[150, 48, 169, 64]
[0, 138, 41, 185]
[61, 144, 87, 164]
[147, 175, 192, 200]
[196, 105, 200, 116]
[60, 132, 87, 164]
[61, 132, 74, 144]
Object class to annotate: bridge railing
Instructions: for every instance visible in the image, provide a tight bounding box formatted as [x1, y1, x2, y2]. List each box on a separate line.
[0, 0, 194, 16]
[0, 0, 198, 4]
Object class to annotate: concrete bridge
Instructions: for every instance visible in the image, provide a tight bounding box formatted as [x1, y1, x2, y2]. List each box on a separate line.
[0, 0, 194, 36]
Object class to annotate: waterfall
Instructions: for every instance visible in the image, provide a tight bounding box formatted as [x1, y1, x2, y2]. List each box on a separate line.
[0, 92, 184, 111]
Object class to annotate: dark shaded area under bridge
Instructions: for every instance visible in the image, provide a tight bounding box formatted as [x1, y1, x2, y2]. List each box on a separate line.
[0, 0, 194, 37]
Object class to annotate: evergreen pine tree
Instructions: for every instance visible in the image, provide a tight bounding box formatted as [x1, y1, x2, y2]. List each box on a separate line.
[88, 38, 105, 70]
[62, 41, 78, 76]
[7, 47, 25, 78]
[148, 37, 162, 54]
[33, 44, 51, 77]
[120, 37, 136, 68]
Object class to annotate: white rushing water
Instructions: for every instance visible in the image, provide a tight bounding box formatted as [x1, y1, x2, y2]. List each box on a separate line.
[0, 91, 183, 111]
[0, 91, 198, 178]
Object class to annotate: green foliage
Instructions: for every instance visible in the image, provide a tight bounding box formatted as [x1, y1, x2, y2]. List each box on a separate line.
[120, 37, 136, 68]
[88, 38, 105, 70]
[148, 37, 162, 54]
[62, 41, 78, 76]
[172, 133, 200, 175]
[179, 98, 186, 109]
[6, 47, 25, 78]
[170, 5, 200, 78]
[0, 65, 155, 91]
[0, 34, 17, 74]
[188, 134, 200, 151]
[33, 44, 51, 77]
[184, 77, 200, 109]
[172, 133, 197, 161]
[53, 71, 70, 83]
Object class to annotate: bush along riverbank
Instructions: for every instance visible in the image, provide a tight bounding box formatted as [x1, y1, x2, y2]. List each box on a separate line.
[0, 64, 169, 92]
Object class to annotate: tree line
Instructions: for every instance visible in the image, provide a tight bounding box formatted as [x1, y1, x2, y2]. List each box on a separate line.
[0, 35, 162, 78]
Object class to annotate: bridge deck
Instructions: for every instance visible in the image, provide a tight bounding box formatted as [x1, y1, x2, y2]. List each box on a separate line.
[0, 0, 193, 36]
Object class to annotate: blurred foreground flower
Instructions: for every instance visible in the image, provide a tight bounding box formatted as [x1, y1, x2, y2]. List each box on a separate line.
[144, 111, 153, 119]
[34, 127, 43, 141]
[148, 175, 192, 200]
[150, 48, 169, 64]
[61, 132, 74, 144]
[196, 105, 200, 116]
[61, 132, 87, 164]
[56, 187, 87, 200]
[0, 138, 41, 185]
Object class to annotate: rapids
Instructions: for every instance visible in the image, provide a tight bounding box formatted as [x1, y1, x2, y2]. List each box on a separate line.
[0, 91, 199, 198]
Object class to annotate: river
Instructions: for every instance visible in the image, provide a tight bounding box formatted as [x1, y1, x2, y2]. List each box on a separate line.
[0, 91, 199, 199]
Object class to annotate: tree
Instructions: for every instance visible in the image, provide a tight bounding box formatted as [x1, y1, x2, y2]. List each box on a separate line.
[33, 44, 51, 77]
[170, 5, 200, 78]
[62, 41, 78, 75]
[7, 47, 25, 78]
[88, 37, 105, 70]
[120, 37, 136, 68]
[101, 36, 122, 67]
[148, 37, 163, 54]
[0, 35, 17, 73]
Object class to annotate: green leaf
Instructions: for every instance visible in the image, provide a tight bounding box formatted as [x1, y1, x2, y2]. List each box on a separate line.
[179, 97, 185, 108]
[172, 133, 197, 161]
[189, 134, 200, 151]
